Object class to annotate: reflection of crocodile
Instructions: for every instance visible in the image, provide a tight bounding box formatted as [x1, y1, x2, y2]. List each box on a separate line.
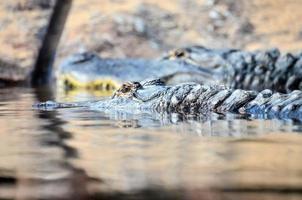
[58, 46, 302, 96]
[35, 79, 302, 120]
[163, 46, 302, 93]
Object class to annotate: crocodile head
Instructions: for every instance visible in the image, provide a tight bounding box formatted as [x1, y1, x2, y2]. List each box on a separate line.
[93, 79, 171, 111]
[162, 45, 238, 69]
[57, 51, 217, 98]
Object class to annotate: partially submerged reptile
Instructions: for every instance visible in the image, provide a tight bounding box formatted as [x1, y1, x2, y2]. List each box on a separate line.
[58, 46, 302, 96]
[35, 79, 302, 121]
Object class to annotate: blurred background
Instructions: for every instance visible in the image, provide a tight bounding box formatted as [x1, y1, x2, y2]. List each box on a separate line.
[1, 0, 302, 83]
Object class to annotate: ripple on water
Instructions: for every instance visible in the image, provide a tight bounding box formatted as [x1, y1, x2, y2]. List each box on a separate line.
[0, 87, 302, 199]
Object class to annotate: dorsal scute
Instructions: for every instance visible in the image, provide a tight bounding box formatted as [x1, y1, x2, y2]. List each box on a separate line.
[142, 79, 165, 87]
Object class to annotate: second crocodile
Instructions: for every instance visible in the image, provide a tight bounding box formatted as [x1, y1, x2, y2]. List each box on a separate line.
[163, 46, 302, 93]
[58, 46, 302, 96]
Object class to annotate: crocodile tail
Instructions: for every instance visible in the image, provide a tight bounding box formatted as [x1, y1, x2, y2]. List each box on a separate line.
[241, 90, 302, 120]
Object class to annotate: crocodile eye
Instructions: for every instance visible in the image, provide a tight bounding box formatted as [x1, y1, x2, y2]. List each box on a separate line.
[174, 49, 186, 58]
[121, 86, 130, 93]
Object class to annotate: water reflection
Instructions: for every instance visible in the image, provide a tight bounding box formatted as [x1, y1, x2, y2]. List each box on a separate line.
[0, 87, 301, 199]
[55, 90, 302, 197]
[0, 87, 100, 199]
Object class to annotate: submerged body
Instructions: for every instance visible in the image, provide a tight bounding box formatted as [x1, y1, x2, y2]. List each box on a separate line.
[35, 79, 302, 120]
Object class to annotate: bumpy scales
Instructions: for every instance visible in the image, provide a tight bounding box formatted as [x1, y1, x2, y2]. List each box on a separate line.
[163, 46, 302, 92]
[58, 46, 302, 94]
[34, 79, 302, 120]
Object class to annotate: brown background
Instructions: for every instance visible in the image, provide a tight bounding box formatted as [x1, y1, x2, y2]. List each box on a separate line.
[1, 0, 302, 80]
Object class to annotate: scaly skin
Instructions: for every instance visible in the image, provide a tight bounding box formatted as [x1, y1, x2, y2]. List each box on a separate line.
[163, 46, 302, 93]
[34, 79, 302, 120]
[58, 47, 302, 94]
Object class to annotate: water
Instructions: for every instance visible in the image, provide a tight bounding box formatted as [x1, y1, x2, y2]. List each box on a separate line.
[0, 87, 302, 199]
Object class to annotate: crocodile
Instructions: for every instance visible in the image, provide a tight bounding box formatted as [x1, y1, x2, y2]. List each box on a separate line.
[58, 46, 302, 96]
[163, 46, 302, 93]
[57, 52, 216, 96]
[34, 79, 302, 121]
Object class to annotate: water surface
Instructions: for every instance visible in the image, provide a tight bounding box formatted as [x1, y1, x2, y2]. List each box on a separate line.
[0, 87, 302, 199]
